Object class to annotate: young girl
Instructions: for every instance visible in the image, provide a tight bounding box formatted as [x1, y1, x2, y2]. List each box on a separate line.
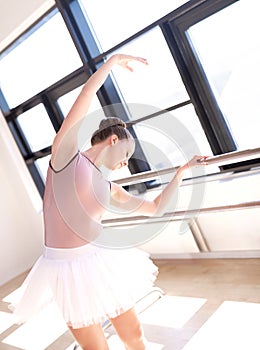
[10, 54, 207, 350]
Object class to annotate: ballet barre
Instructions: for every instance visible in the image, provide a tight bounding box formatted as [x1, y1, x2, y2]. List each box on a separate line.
[102, 201, 260, 228]
[114, 147, 260, 187]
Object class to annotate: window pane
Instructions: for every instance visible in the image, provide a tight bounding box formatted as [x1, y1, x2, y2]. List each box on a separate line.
[80, 0, 189, 51]
[36, 155, 51, 182]
[58, 87, 105, 151]
[58, 86, 102, 117]
[0, 11, 82, 108]
[17, 104, 56, 152]
[188, 0, 260, 150]
[110, 27, 189, 114]
[132, 104, 217, 175]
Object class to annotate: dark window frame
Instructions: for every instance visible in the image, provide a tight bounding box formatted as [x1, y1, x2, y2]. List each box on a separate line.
[163, 0, 259, 169]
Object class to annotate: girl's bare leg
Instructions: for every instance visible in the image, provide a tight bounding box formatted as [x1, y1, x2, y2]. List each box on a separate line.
[68, 323, 109, 350]
[110, 307, 147, 350]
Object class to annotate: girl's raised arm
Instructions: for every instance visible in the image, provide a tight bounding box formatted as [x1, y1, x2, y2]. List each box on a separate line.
[51, 54, 148, 170]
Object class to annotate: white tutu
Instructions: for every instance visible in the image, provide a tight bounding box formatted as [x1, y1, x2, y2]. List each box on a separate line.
[9, 243, 158, 329]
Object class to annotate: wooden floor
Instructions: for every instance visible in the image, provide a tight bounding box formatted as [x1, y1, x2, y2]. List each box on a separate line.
[1, 258, 260, 349]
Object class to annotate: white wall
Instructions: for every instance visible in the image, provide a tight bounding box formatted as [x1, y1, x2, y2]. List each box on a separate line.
[0, 0, 54, 286]
[0, 112, 44, 286]
[0, 0, 54, 52]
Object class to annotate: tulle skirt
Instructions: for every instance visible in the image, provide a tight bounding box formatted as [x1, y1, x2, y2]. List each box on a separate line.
[9, 243, 158, 329]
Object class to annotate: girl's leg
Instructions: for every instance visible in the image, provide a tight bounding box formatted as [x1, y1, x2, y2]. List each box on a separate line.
[109, 307, 147, 350]
[68, 323, 109, 350]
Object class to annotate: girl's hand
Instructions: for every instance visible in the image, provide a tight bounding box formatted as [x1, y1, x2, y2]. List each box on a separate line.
[112, 54, 148, 72]
[180, 155, 209, 172]
[188, 155, 209, 167]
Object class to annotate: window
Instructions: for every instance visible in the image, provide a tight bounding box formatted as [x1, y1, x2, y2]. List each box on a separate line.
[132, 104, 217, 175]
[58, 85, 103, 118]
[58, 87, 106, 151]
[187, 0, 260, 150]
[17, 104, 56, 152]
[80, 0, 189, 51]
[110, 27, 189, 113]
[36, 155, 51, 183]
[2, 0, 257, 197]
[0, 10, 82, 108]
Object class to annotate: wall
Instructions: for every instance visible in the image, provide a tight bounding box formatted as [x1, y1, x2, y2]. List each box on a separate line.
[0, 0, 54, 285]
[0, 112, 44, 285]
[0, 0, 54, 52]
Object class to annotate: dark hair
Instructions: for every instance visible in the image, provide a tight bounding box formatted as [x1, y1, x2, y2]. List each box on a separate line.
[91, 117, 133, 146]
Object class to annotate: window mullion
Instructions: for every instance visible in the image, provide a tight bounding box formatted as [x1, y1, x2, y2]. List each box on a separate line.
[41, 94, 64, 133]
[56, 0, 101, 64]
[8, 120, 32, 158]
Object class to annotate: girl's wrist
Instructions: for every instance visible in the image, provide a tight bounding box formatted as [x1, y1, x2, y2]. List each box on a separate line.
[178, 163, 189, 173]
[109, 54, 119, 65]
[175, 165, 188, 180]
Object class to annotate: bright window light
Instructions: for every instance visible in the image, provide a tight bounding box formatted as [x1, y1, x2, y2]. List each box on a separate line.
[80, 0, 189, 51]
[110, 27, 189, 111]
[17, 104, 56, 152]
[36, 155, 51, 183]
[188, 0, 260, 150]
[0, 11, 82, 108]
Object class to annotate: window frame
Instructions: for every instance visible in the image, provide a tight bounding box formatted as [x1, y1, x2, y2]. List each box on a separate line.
[0, 0, 259, 198]
[163, 0, 259, 170]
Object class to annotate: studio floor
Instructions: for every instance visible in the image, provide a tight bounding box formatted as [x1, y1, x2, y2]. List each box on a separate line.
[1, 257, 260, 350]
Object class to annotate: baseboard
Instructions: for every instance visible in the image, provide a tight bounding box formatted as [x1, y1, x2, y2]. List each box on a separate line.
[150, 250, 260, 260]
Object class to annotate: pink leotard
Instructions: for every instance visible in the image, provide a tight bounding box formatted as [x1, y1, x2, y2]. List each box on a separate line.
[43, 152, 111, 248]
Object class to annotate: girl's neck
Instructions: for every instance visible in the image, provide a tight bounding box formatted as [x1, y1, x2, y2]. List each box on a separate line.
[83, 144, 106, 168]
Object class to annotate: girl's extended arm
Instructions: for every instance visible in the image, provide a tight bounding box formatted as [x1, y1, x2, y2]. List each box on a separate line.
[110, 155, 208, 216]
[51, 54, 148, 170]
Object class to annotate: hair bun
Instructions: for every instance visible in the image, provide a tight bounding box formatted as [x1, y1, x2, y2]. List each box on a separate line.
[99, 117, 126, 130]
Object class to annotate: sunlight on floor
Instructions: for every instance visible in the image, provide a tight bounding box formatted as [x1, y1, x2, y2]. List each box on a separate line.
[182, 300, 260, 350]
[3, 285, 24, 304]
[0, 311, 15, 334]
[1, 290, 207, 350]
[139, 295, 207, 328]
[2, 303, 68, 350]
[2, 285, 260, 350]
[107, 334, 164, 350]
[64, 336, 164, 350]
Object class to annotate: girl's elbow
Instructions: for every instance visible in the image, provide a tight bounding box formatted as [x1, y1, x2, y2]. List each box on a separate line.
[148, 202, 164, 217]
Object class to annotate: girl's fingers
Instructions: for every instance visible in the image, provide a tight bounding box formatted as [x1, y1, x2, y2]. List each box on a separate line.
[196, 156, 209, 164]
[136, 57, 148, 64]
[117, 55, 149, 70]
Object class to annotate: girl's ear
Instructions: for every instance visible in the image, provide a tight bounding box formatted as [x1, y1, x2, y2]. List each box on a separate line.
[110, 134, 119, 145]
